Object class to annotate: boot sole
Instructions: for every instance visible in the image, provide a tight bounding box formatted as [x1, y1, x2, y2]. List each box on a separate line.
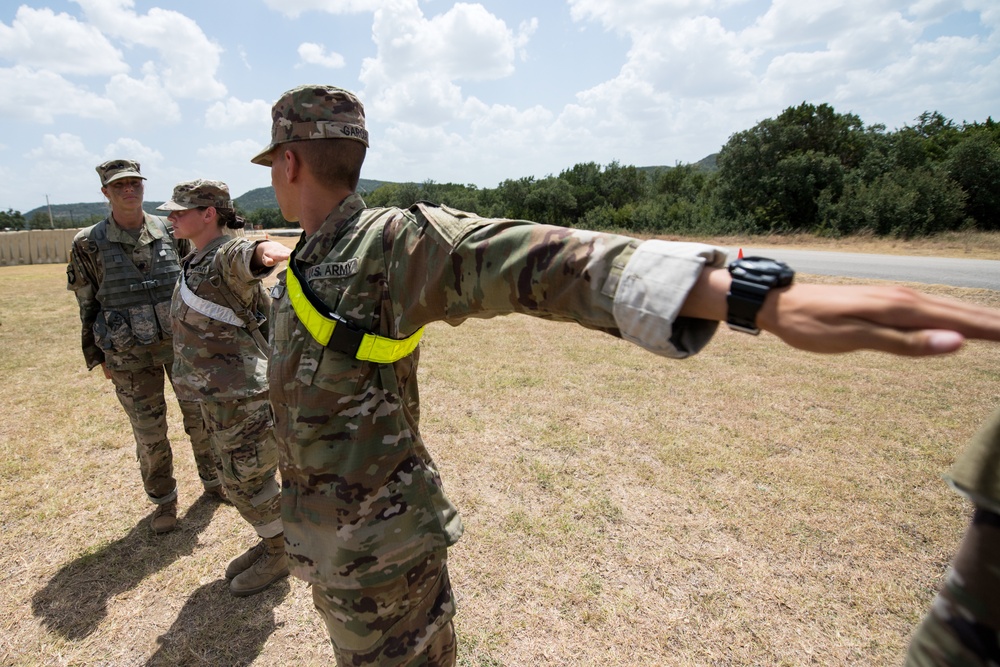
[229, 569, 289, 597]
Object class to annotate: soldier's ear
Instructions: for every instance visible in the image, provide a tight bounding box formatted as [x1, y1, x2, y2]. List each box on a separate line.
[283, 148, 303, 183]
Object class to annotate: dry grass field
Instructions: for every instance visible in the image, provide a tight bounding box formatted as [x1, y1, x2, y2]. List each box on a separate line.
[1, 232, 999, 666]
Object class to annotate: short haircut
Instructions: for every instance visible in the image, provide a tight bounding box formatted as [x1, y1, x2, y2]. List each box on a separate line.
[288, 138, 366, 191]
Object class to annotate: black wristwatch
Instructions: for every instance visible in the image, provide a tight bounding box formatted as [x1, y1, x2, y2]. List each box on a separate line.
[726, 256, 795, 335]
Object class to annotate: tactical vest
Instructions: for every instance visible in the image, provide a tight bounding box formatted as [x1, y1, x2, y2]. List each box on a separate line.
[91, 216, 180, 350]
[170, 238, 271, 399]
[178, 238, 269, 350]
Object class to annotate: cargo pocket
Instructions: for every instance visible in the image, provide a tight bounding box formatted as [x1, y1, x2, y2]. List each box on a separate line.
[215, 419, 262, 483]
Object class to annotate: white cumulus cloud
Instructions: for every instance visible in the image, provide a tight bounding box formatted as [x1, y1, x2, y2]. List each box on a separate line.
[297, 43, 347, 69]
[204, 98, 274, 129]
[0, 6, 128, 76]
[73, 0, 227, 99]
[0, 66, 117, 123]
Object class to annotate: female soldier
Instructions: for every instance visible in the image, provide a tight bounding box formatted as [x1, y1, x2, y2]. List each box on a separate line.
[159, 179, 291, 596]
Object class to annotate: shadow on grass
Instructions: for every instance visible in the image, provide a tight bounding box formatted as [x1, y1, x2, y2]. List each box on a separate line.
[30, 495, 223, 640]
[144, 577, 291, 667]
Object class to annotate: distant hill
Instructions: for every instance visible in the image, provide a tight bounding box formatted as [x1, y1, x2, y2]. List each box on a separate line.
[638, 153, 718, 176]
[23, 159, 716, 220]
[694, 153, 718, 170]
[22, 201, 166, 224]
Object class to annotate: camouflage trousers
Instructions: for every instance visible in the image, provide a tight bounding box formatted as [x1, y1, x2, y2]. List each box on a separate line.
[905, 408, 1000, 666]
[198, 394, 282, 538]
[311, 549, 457, 667]
[109, 363, 217, 503]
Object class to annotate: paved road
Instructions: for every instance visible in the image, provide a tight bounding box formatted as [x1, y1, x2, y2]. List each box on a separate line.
[262, 230, 998, 290]
[734, 248, 1000, 290]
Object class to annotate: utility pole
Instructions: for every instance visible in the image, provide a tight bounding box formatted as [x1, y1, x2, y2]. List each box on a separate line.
[45, 195, 55, 229]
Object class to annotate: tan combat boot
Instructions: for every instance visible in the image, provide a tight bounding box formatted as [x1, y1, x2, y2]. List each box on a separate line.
[150, 500, 177, 534]
[229, 534, 288, 597]
[204, 484, 228, 503]
[225, 540, 266, 580]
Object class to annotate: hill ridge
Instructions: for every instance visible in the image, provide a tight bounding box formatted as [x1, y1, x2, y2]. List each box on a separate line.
[24, 158, 718, 220]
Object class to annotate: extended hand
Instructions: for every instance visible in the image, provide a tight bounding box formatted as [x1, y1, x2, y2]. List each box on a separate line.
[254, 241, 291, 268]
[759, 283, 1000, 356]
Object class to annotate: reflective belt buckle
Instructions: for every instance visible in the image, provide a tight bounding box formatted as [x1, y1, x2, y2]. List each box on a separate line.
[327, 318, 366, 357]
[131, 279, 159, 291]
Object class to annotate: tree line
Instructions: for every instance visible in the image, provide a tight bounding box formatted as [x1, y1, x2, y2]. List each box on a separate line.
[6, 103, 998, 239]
[338, 105, 997, 239]
[320, 105, 997, 239]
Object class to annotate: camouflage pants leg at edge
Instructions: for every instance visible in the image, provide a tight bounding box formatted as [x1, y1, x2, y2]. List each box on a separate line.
[906, 407, 1000, 666]
[311, 549, 457, 667]
[108, 364, 176, 503]
[199, 394, 282, 537]
[904, 508, 1000, 666]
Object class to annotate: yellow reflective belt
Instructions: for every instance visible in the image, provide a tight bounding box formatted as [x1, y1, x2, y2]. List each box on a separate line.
[285, 260, 424, 364]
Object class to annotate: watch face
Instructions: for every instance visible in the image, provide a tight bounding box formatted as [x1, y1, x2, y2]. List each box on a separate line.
[730, 256, 794, 282]
[733, 256, 784, 274]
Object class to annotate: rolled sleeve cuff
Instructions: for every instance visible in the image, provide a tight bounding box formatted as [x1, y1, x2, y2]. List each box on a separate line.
[613, 240, 728, 359]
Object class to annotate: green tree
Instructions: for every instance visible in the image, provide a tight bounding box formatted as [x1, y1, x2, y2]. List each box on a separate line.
[522, 177, 577, 226]
[832, 166, 967, 238]
[366, 182, 423, 209]
[559, 162, 605, 217]
[0, 208, 27, 230]
[946, 130, 1000, 230]
[245, 207, 286, 230]
[714, 102, 864, 232]
[492, 177, 536, 220]
[598, 161, 647, 209]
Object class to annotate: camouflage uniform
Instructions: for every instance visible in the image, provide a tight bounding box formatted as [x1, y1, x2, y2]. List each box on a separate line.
[269, 196, 725, 665]
[67, 161, 217, 505]
[257, 85, 726, 666]
[169, 232, 282, 539]
[905, 408, 1000, 666]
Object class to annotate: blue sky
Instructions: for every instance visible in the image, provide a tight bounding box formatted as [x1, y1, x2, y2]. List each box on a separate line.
[0, 0, 997, 214]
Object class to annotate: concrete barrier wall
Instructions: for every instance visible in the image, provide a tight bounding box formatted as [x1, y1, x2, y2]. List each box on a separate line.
[0, 229, 81, 267]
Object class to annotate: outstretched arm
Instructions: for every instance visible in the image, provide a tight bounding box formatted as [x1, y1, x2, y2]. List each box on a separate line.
[252, 240, 291, 269]
[680, 266, 1000, 356]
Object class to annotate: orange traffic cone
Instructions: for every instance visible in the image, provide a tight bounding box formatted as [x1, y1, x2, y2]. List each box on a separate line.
[737, 248, 744, 259]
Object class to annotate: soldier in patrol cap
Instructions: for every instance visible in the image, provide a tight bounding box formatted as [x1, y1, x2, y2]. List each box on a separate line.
[160, 178, 291, 596]
[252, 84, 1000, 666]
[67, 160, 221, 535]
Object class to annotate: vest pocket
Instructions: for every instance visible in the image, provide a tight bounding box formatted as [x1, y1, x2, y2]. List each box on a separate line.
[97, 310, 137, 351]
[154, 300, 173, 337]
[129, 304, 159, 345]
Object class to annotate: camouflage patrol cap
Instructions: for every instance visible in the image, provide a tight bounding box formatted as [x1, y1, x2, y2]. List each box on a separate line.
[250, 84, 369, 167]
[96, 159, 146, 186]
[156, 179, 233, 211]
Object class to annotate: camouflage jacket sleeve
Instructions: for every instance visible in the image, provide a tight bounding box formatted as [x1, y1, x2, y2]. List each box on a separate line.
[389, 203, 727, 358]
[216, 237, 272, 302]
[66, 229, 105, 370]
